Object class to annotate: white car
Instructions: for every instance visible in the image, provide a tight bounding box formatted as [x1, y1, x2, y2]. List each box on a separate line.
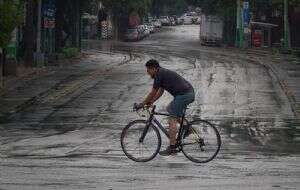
[159, 16, 170, 26]
[137, 25, 150, 38]
[145, 23, 155, 33]
[143, 25, 151, 36]
[152, 19, 162, 28]
[180, 13, 193, 25]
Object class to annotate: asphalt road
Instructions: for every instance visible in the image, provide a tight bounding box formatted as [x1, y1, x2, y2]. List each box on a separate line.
[0, 25, 299, 190]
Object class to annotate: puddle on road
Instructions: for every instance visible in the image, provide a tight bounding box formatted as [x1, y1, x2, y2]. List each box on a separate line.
[217, 118, 300, 154]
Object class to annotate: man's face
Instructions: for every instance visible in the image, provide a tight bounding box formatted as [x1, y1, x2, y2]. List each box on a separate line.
[146, 67, 157, 78]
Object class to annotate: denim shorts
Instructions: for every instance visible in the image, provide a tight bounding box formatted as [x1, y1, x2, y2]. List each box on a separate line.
[167, 90, 195, 118]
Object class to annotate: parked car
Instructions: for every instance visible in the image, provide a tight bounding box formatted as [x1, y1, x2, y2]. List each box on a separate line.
[169, 17, 176, 26]
[145, 23, 155, 33]
[192, 16, 201, 24]
[151, 19, 162, 29]
[159, 16, 170, 26]
[124, 27, 142, 41]
[142, 25, 151, 36]
[180, 13, 193, 25]
[171, 15, 181, 25]
[137, 25, 150, 38]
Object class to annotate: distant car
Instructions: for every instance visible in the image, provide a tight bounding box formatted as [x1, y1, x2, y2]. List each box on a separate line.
[151, 19, 162, 29]
[159, 16, 170, 26]
[171, 15, 181, 25]
[180, 13, 194, 25]
[124, 27, 142, 41]
[145, 23, 155, 33]
[142, 25, 151, 36]
[192, 16, 201, 24]
[137, 25, 150, 38]
[169, 17, 176, 26]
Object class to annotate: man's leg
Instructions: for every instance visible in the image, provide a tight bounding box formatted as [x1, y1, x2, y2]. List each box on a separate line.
[159, 102, 179, 156]
[166, 102, 178, 146]
[168, 117, 177, 146]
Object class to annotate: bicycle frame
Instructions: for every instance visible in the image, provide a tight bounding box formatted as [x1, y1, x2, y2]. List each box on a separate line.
[139, 105, 188, 147]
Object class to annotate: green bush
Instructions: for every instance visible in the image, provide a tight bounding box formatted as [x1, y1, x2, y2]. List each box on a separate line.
[61, 47, 79, 58]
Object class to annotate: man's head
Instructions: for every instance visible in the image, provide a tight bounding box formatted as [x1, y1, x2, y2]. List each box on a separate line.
[145, 59, 160, 78]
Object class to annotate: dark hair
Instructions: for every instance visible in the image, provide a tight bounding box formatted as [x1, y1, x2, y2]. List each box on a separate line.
[145, 59, 160, 68]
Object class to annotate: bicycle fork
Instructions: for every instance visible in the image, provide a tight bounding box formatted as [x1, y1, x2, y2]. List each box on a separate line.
[139, 120, 152, 143]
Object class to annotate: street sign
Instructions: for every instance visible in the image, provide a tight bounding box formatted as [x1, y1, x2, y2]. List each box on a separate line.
[243, 1, 249, 27]
[43, 0, 56, 29]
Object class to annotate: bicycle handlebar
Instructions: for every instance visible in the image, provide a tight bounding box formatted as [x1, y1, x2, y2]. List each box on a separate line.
[133, 103, 156, 113]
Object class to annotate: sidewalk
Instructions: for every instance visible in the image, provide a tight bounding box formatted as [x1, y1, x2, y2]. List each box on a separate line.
[0, 56, 83, 123]
[247, 49, 300, 118]
[266, 56, 300, 118]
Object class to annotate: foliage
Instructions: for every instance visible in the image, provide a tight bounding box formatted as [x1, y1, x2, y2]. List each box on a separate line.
[80, 0, 99, 14]
[101, 0, 152, 17]
[186, 0, 300, 15]
[0, 0, 24, 48]
[158, 0, 188, 15]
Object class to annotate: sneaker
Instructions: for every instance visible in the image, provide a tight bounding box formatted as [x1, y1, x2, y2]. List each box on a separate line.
[159, 146, 179, 156]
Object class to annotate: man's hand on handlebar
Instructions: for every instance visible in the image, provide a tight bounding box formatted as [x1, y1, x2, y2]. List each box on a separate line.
[133, 103, 144, 111]
[133, 102, 153, 111]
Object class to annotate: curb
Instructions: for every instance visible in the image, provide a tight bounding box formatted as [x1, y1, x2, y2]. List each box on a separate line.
[253, 57, 300, 119]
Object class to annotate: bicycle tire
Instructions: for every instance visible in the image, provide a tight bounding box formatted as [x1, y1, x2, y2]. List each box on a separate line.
[181, 119, 221, 163]
[121, 120, 161, 162]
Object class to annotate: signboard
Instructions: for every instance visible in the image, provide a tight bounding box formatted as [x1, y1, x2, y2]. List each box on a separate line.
[43, 0, 56, 28]
[243, 1, 250, 27]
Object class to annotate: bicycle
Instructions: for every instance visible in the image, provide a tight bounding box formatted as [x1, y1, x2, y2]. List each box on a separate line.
[120, 103, 221, 163]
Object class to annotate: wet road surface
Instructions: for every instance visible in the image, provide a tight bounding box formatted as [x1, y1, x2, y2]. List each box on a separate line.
[0, 25, 299, 190]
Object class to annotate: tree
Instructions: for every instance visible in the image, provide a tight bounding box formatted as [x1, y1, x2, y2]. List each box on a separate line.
[24, 0, 36, 66]
[0, 0, 24, 87]
[100, 0, 153, 39]
[0, 0, 24, 49]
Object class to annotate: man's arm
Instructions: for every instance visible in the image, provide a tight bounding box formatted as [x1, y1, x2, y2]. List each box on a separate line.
[142, 88, 164, 105]
[151, 88, 164, 104]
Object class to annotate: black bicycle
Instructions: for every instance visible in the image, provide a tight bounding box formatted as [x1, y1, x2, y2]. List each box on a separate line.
[121, 104, 221, 163]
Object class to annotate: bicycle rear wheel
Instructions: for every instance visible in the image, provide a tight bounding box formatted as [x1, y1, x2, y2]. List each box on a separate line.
[181, 119, 221, 163]
[121, 120, 161, 162]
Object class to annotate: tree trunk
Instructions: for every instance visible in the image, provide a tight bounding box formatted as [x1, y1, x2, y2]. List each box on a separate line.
[73, 0, 80, 48]
[24, 0, 36, 66]
[55, 0, 64, 51]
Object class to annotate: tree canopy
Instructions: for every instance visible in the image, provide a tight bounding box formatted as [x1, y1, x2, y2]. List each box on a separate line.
[0, 0, 24, 48]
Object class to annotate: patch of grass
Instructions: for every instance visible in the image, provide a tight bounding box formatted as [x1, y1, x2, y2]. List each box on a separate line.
[280, 48, 293, 54]
[296, 103, 300, 113]
[271, 48, 280, 55]
[291, 49, 300, 58]
[61, 47, 79, 58]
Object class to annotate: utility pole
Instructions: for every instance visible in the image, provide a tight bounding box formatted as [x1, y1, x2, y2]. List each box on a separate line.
[0, 48, 3, 88]
[0, 0, 2, 87]
[36, 0, 42, 54]
[239, 0, 244, 48]
[236, 0, 243, 48]
[34, 0, 44, 67]
[283, 0, 290, 49]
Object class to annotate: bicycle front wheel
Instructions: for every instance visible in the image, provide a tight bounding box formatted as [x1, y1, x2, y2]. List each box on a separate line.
[121, 120, 161, 162]
[181, 119, 221, 163]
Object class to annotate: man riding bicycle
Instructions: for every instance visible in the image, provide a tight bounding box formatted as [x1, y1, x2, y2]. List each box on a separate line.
[138, 59, 195, 156]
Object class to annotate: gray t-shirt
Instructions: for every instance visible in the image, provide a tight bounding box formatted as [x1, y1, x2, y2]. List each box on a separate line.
[153, 67, 194, 96]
